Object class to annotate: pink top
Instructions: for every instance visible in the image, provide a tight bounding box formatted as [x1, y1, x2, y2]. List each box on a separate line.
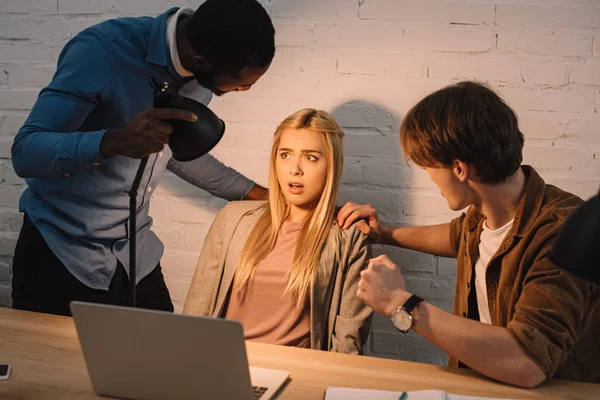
[225, 221, 311, 348]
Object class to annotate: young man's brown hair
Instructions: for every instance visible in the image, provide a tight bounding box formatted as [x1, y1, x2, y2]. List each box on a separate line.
[400, 81, 524, 184]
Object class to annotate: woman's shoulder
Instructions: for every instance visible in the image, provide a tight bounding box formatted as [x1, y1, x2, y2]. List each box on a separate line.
[328, 218, 370, 247]
[211, 200, 267, 236]
[323, 220, 372, 267]
[217, 200, 268, 218]
[209, 201, 268, 230]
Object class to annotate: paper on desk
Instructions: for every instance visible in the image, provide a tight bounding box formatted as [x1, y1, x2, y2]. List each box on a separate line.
[324, 388, 444, 400]
[324, 387, 513, 400]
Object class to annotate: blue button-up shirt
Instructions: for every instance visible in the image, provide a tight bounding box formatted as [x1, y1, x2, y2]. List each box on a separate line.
[11, 8, 255, 290]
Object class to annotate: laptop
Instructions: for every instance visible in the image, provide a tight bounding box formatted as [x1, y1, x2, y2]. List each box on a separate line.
[70, 301, 290, 400]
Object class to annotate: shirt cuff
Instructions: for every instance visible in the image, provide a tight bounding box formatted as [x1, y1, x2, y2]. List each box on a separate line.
[508, 320, 563, 378]
[77, 129, 109, 167]
[239, 177, 256, 200]
[449, 213, 465, 258]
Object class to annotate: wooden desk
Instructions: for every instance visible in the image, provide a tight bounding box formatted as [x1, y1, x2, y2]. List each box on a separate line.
[0, 308, 598, 400]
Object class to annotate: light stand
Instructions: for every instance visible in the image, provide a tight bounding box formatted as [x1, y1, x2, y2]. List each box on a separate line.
[124, 77, 224, 308]
[127, 156, 149, 307]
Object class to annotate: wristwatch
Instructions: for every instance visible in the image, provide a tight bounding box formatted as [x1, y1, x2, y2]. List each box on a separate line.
[391, 294, 424, 334]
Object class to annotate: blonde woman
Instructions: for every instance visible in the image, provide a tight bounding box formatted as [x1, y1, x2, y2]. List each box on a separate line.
[184, 109, 373, 354]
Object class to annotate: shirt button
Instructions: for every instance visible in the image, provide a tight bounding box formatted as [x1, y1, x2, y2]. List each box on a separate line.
[147, 187, 152, 192]
[159, 152, 164, 158]
[93, 162, 100, 166]
[64, 174, 70, 177]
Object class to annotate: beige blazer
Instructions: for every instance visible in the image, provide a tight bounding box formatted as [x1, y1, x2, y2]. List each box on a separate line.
[183, 201, 373, 354]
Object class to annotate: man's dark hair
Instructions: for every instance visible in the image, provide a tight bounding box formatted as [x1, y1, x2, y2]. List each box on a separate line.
[400, 81, 525, 184]
[186, 0, 275, 73]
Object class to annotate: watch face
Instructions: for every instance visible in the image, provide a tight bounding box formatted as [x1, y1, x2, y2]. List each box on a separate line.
[392, 309, 412, 332]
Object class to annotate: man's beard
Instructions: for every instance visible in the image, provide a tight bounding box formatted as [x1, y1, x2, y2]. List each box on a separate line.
[191, 70, 227, 97]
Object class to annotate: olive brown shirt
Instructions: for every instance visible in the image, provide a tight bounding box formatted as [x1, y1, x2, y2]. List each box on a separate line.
[449, 166, 599, 383]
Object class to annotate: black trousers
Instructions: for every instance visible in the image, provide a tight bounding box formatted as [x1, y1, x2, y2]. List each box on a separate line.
[11, 214, 174, 316]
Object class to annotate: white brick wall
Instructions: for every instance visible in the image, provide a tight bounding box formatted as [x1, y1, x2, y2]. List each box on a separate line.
[1, 0, 599, 365]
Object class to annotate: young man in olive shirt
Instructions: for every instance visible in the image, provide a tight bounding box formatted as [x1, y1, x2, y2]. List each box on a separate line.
[339, 82, 599, 387]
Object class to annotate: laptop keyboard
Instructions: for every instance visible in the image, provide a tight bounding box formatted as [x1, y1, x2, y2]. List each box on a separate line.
[253, 386, 268, 399]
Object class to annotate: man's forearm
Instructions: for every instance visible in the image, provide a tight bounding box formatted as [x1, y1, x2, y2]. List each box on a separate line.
[12, 127, 107, 179]
[410, 300, 546, 388]
[167, 153, 255, 201]
[12, 29, 111, 179]
[382, 223, 453, 258]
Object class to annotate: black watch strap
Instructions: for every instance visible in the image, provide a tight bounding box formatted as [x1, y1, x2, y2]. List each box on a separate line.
[402, 294, 424, 313]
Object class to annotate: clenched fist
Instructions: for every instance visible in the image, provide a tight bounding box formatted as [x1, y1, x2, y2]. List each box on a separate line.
[357, 254, 409, 316]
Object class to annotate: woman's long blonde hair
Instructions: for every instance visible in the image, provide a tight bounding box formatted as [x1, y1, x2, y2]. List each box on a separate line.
[233, 108, 345, 305]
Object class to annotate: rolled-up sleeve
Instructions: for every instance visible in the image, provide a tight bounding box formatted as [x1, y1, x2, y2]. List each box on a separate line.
[449, 213, 466, 259]
[507, 227, 596, 378]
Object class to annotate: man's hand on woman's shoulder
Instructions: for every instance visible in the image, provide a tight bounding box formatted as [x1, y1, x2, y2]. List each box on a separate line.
[336, 202, 385, 244]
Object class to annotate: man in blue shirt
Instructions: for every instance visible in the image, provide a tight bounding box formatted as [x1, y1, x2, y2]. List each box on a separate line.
[10, 0, 275, 316]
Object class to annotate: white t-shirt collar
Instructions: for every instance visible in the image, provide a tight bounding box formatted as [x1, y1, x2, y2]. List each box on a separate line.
[166, 7, 195, 78]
